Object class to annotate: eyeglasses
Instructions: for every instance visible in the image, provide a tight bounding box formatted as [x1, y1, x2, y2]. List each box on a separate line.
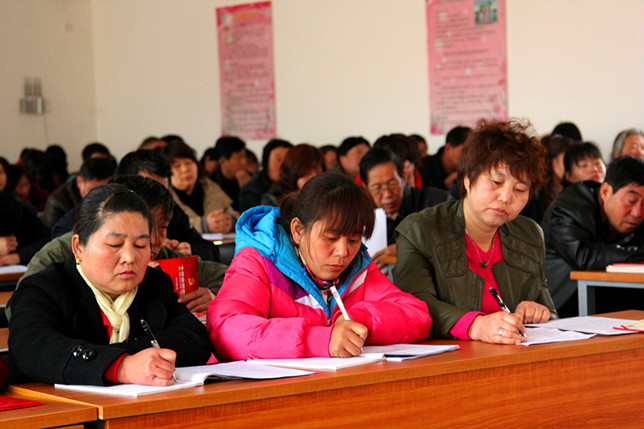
[368, 180, 402, 195]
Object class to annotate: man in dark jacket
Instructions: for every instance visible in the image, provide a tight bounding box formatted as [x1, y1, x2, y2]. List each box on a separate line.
[541, 156, 644, 317]
[360, 148, 448, 268]
[42, 157, 116, 228]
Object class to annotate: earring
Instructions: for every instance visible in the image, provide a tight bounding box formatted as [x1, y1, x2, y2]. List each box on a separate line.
[75, 257, 80, 265]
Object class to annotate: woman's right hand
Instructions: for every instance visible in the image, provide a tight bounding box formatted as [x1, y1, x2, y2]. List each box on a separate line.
[116, 348, 176, 385]
[329, 318, 368, 358]
[467, 312, 527, 345]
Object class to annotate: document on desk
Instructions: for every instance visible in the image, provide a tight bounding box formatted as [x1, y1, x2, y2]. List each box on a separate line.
[520, 327, 595, 346]
[247, 355, 384, 371]
[361, 344, 460, 361]
[0, 265, 28, 274]
[54, 362, 313, 397]
[526, 316, 640, 336]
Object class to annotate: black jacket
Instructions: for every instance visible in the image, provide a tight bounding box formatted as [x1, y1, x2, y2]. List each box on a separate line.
[8, 258, 211, 385]
[541, 181, 644, 313]
[387, 185, 449, 245]
[42, 180, 81, 229]
[239, 170, 272, 212]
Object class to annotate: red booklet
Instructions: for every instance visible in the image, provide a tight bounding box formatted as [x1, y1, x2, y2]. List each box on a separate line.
[154, 256, 199, 296]
[0, 395, 43, 412]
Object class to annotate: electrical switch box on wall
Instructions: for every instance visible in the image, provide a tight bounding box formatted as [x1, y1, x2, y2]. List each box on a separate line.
[20, 77, 45, 115]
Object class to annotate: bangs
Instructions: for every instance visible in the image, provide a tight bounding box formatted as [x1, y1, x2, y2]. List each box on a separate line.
[312, 186, 375, 239]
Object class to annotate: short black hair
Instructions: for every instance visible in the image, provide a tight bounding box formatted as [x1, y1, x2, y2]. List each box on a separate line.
[445, 126, 472, 147]
[564, 142, 604, 174]
[82, 142, 111, 161]
[337, 136, 369, 157]
[115, 149, 171, 179]
[359, 148, 404, 185]
[0, 191, 22, 235]
[261, 139, 292, 171]
[74, 183, 152, 245]
[605, 156, 644, 192]
[552, 122, 582, 142]
[214, 136, 246, 160]
[79, 157, 116, 181]
[373, 133, 420, 164]
[113, 175, 175, 223]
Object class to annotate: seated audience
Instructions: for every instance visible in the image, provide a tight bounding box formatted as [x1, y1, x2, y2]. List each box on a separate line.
[552, 121, 582, 142]
[563, 142, 606, 185]
[541, 156, 644, 317]
[138, 136, 166, 150]
[261, 144, 325, 206]
[208, 173, 431, 360]
[45, 144, 70, 189]
[611, 129, 644, 161]
[82, 142, 112, 161]
[0, 191, 50, 266]
[239, 138, 292, 212]
[43, 157, 116, 228]
[245, 149, 259, 176]
[394, 119, 556, 344]
[5, 163, 48, 213]
[0, 157, 8, 191]
[200, 147, 219, 176]
[112, 149, 221, 262]
[359, 148, 448, 267]
[16, 176, 227, 315]
[210, 136, 249, 211]
[420, 125, 470, 190]
[320, 144, 338, 169]
[373, 134, 422, 187]
[409, 134, 428, 158]
[21, 148, 57, 193]
[9, 184, 211, 385]
[161, 141, 239, 234]
[329, 136, 370, 180]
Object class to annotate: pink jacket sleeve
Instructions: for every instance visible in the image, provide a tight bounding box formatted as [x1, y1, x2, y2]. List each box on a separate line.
[341, 261, 432, 344]
[206, 247, 332, 361]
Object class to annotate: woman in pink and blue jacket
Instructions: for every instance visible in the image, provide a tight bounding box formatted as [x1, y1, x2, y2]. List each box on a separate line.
[207, 173, 431, 360]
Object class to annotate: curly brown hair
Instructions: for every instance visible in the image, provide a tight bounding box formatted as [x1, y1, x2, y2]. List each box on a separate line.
[457, 119, 548, 198]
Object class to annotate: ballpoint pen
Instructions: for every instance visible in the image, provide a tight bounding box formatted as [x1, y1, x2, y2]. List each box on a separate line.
[329, 286, 352, 321]
[488, 288, 527, 338]
[141, 319, 177, 381]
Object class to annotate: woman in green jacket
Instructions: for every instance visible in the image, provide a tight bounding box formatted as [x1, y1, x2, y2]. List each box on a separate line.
[394, 119, 557, 344]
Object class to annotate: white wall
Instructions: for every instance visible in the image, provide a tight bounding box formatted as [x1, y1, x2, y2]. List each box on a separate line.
[2, 0, 643, 170]
[0, 0, 96, 169]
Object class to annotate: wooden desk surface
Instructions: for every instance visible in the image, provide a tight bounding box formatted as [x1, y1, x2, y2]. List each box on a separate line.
[571, 270, 644, 283]
[10, 310, 644, 429]
[0, 270, 24, 283]
[0, 392, 96, 429]
[0, 290, 13, 308]
[0, 327, 7, 352]
[379, 255, 396, 265]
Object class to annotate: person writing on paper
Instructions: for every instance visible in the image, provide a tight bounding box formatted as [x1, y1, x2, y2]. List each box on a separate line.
[9, 184, 210, 386]
[394, 119, 557, 345]
[207, 173, 431, 360]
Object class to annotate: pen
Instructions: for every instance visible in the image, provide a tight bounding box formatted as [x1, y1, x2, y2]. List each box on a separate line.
[488, 288, 527, 338]
[329, 286, 352, 321]
[140, 319, 176, 381]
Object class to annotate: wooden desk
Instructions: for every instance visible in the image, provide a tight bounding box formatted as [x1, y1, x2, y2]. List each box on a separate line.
[0, 392, 96, 429]
[0, 269, 25, 291]
[0, 290, 13, 308]
[10, 310, 644, 429]
[571, 271, 644, 316]
[0, 327, 7, 353]
[379, 255, 396, 265]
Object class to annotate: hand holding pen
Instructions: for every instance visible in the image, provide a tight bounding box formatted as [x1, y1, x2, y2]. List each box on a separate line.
[489, 288, 527, 338]
[328, 286, 368, 358]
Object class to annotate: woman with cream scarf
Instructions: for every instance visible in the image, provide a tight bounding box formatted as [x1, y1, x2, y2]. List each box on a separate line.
[9, 184, 210, 386]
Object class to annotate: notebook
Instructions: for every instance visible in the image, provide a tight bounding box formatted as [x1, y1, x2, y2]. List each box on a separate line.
[361, 344, 460, 361]
[54, 361, 313, 397]
[606, 262, 644, 273]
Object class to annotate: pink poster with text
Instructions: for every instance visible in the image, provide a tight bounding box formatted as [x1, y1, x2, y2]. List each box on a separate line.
[427, 0, 507, 135]
[217, 2, 276, 140]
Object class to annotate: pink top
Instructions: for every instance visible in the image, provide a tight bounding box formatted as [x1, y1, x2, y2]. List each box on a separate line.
[449, 231, 505, 340]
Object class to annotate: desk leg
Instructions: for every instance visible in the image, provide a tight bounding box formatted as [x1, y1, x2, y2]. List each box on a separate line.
[578, 280, 588, 316]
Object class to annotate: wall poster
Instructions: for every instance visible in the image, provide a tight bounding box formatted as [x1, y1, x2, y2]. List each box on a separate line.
[427, 0, 507, 135]
[217, 1, 276, 140]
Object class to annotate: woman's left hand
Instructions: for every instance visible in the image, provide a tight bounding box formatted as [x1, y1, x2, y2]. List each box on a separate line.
[178, 287, 216, 313]
[515, 301, 550, 324]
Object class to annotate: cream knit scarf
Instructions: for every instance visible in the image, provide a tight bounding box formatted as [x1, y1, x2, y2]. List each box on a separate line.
[76, 264, 138, 344]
